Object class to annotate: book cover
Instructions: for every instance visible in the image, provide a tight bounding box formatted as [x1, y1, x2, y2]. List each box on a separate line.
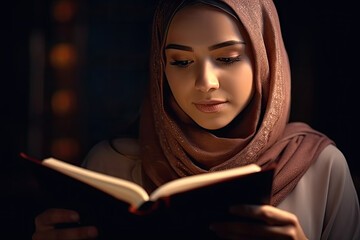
[21, 153, 274, 239]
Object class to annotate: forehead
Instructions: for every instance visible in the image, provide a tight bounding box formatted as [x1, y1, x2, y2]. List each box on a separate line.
[166, 4, 244, 45]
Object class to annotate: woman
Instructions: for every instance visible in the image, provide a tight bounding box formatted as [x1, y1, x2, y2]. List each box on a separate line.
[32, 0, 360, 239]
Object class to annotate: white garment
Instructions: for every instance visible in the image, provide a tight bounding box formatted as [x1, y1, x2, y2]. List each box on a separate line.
[83, 140, 360, 239]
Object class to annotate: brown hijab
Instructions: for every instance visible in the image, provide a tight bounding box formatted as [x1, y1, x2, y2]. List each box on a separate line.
[139, 0, 333, 206]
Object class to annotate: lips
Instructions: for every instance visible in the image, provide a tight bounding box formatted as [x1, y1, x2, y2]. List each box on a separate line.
[193, 100, 227, 113]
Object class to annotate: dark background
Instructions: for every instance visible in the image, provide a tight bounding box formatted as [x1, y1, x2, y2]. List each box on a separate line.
[1, 0, 359, 238]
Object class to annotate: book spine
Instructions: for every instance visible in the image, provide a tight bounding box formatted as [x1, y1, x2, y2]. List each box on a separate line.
[129, 196, 171, 216]
[20, 152, 43, 165]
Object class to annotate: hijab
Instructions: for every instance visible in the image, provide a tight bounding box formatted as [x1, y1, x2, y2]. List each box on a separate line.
[139, 0, 333, 206]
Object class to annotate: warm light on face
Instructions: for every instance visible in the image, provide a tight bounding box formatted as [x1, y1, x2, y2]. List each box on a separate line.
[164, 4, 254, 130]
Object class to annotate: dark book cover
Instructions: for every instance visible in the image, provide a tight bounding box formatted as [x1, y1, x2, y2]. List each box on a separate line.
[22, 154, 274, 239]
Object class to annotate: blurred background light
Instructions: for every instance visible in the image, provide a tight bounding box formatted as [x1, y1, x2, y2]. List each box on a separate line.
[51, 89, 76, 115]
[50, 43, 77, 69]
[51, 137, 80, 160]
[53, 0, 76, 23]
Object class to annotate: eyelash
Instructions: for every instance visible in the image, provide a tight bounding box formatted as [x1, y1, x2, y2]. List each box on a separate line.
[169, 55, 242, 68]
[217, 55, 242, 65]
[170, 60, 194, 67]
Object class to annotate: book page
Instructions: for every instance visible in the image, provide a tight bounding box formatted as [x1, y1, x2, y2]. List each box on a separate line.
[42, 158, 150, 207]
[149, 164, 261, 201]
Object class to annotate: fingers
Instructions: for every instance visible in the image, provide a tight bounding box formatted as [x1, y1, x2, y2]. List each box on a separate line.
[35, 209, 80, 231]
[210, 222, 298, 240]
[32, 226, 98, 240]
[229, 205, 298, 226]
[210, 205, 308, 240]
[33, 208, 99, 240]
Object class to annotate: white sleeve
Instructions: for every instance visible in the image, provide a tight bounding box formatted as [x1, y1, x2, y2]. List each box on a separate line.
[277, 145, 360, 240]
[82, 140, 143, 186]
[320, 145, 360, 240]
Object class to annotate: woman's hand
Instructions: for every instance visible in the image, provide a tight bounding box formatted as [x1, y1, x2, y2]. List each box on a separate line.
[32, 208, 98, 240]
[210, 205, 308, 240]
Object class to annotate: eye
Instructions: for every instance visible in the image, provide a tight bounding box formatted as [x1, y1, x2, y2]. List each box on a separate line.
[170, 60, 194, 68]
[216, 55, 241, 65]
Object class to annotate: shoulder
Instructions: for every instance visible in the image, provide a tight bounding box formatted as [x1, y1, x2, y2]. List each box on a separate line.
[299, 144, 350, 191]
[84, 138, 140, 160]
[82, 138, 142, 184]
[314, 144, 360, 239]
[278, 144, 360, 239]
[314, 144, 346, 173]
[313, 144, 354, 185]
[305, 144, 357, 201]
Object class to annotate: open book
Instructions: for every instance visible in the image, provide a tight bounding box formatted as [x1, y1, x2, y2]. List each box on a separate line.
[21, 153, 274, 238]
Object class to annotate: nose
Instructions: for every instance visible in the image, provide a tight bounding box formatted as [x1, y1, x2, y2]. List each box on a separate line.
[195, 60, 219, 92]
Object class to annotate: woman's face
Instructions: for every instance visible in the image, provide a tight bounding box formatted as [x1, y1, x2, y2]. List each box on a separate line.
[164, 4, 254, 130]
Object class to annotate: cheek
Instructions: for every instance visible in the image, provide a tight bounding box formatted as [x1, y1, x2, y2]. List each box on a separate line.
[165, 68, 193, 99]
[165, 70, 180, 97]
[226, 64, 254, 102]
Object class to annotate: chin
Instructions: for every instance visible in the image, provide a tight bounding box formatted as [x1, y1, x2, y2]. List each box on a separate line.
[195, 119, 231, 131]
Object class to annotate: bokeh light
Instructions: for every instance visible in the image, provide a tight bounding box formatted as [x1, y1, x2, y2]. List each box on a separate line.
[51, 89, 76, 115]
[53, 1, 76, 22]
[51, 137, 80, 160]
[49, 43, 77, 69]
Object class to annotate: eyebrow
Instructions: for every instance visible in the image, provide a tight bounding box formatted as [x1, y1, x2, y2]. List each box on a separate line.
[209, 40, 246, 51]
[165, 40, 246, 52]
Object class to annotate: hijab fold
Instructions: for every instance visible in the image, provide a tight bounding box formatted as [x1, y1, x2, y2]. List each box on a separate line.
[139, 0, 333, 206]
